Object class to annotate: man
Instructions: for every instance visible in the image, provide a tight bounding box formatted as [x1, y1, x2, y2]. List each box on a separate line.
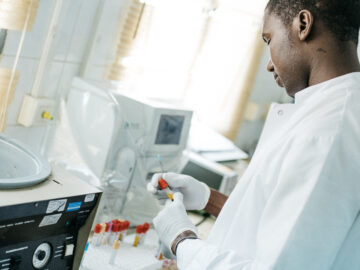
[148, 0, 360, 269]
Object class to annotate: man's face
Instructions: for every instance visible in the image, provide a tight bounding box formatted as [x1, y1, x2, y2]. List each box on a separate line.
[262, 10, 308, 97]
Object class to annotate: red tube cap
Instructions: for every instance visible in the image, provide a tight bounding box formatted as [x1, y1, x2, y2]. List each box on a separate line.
[136, 225, 142, 234]
[124, 220, 130, 230]
[94, 224, 102, 234]
[111, 223, 118, 232]
[112, 219, 120, 224]
[158, 179, 168, 190]
[143, 223, 150, 232]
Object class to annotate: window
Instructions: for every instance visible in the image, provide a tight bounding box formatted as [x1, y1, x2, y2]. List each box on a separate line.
[112, 0, 268, 138]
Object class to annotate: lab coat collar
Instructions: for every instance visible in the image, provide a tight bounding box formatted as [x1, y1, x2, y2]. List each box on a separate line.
[294, 72, 360, 105]
[255, 72, 360, 163]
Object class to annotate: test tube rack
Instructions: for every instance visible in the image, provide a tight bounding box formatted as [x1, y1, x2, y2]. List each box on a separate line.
[80, 229, 163, 270]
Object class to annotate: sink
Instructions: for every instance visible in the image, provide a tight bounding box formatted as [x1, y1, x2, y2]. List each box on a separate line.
[0, 134, 51, 189]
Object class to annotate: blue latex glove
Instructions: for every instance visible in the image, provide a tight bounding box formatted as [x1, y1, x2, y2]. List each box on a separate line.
[153, 192, 198, 253]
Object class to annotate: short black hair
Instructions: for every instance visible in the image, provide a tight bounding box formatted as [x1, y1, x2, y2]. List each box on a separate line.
[266, 0, 360, 45]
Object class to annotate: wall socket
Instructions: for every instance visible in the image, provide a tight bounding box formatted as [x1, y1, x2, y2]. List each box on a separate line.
[18, 94, 56, 127]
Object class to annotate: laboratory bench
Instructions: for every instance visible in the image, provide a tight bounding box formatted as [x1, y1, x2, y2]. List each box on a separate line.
[79, 211, 216, 270]
[79, 159, 248, 270]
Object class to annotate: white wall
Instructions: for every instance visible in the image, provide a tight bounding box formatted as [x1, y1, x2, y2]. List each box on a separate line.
[2, 0, 124, 155]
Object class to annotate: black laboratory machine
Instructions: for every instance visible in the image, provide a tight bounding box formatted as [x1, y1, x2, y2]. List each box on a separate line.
[0, 165, 101, 270]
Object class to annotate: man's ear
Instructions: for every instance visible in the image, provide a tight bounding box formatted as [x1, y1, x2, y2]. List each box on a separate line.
[295, 10, 314, 41]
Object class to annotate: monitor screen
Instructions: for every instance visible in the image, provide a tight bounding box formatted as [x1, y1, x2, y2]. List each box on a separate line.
[155, 115, 185, 145]
[181, 161, 223, 190]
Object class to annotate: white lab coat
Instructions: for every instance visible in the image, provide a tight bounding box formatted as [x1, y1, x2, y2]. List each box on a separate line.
[177, 72, 360, 270]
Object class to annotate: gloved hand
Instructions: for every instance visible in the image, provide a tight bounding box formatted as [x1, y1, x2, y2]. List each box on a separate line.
[157, 242, 176, 260]
[147, 172, 210, 210]
[153, 192, 198, 253]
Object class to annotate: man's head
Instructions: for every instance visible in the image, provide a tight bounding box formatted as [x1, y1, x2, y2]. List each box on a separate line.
[263, 0, 360, 97]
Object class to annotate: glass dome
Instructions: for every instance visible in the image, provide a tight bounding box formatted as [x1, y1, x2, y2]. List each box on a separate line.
[0, 134, 51, 189]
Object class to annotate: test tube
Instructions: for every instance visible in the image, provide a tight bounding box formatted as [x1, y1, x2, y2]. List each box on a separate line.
[158, 179, 174, 201]
[102, 222, 111, 245]
[117, 222, 123, 241]
[99, 223, 106, 245]
[133, 225, 143, 247]
[120, 220, 130, 241]
[110, 222, 120, 245]
[155, 241, 164, 260]
[115, 223, 121, 242]
[109, 240, 120, 265]
[92, 224, 102, 247]
[118, 221, 126, 241]
[139, 223, 150, 245]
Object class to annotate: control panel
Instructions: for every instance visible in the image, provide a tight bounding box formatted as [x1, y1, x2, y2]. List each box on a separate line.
[0, 192, 100, 270]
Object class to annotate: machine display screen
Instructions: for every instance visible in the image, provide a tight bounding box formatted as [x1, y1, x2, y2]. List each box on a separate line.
[181, 161, 222, 190]
[155, 115, 185, 145]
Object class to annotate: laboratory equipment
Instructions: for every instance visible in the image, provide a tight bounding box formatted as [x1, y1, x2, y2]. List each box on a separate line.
[158, 178, 174, 201]
[181, 151, 239, 195]
[155, 241, 164, 261]
[99, 223, 107, 245]
[118, 220, 130, 241]
[133, 225, 142, 247]
[0, 133, 50, 189]
[102, 222, 111, 245]
[109, 222, 120, 245]
[81, 229, 163, 270]
[157, 155, 174, 201]
[66, 77, 193, 224]
[132, 223, 150, 247]
[139, 223, 150, 245]
[109, 240, 120, 265]
[0, 165, 102, 270]
[92, 224, 103, 247]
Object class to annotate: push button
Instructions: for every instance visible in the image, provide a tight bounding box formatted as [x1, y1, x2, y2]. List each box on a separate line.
[36, 250, 46, 261]
[32, 243, 52, 269]
[65, 244, 74, 257]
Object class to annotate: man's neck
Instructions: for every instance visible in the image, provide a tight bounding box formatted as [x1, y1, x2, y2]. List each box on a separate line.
[308, 42, 360, 87]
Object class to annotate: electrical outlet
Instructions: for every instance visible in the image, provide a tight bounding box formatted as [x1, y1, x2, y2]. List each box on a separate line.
[18, 94, 56, 127]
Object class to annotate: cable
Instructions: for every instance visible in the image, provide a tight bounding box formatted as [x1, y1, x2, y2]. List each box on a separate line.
[195, 212, 210, 227]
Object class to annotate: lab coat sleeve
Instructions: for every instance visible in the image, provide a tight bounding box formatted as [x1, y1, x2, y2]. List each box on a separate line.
[177, 135, 360, 269]
[177, 239, 265, 270]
